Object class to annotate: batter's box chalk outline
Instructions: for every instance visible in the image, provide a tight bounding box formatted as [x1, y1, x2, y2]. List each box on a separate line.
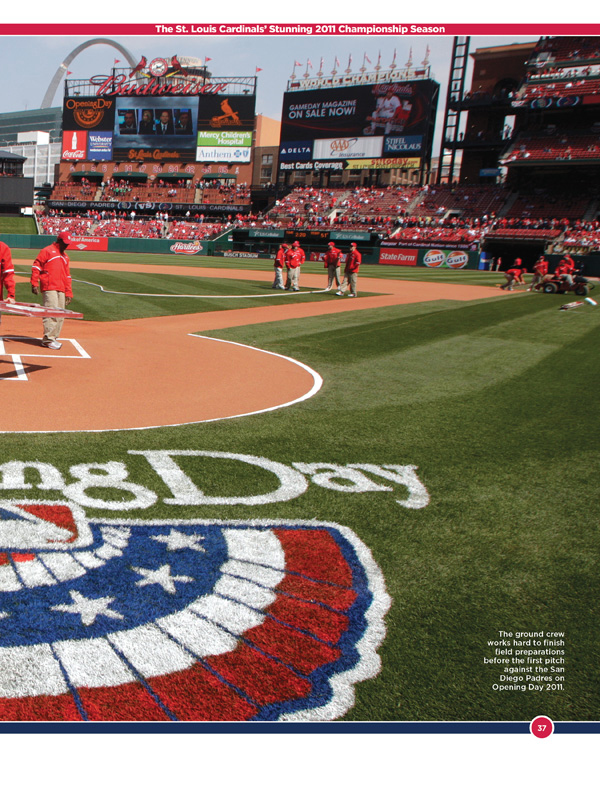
[0, 337, 91, 381]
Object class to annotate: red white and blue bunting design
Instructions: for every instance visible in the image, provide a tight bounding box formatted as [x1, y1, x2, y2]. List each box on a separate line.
[0, 503, 390, 721]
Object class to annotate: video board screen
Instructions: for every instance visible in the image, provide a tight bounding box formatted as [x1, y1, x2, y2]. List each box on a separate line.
[113, 97, 200, 161]
[62, 92, 256, 163]
[0, 177, 34, 205]
[279, 80, 438, 169]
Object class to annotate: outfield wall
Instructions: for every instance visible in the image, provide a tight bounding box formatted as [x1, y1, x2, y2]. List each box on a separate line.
[5, 233, 600, 275]
[1, 234, 213, 257]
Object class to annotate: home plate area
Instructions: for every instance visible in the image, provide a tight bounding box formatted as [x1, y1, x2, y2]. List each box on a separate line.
[0, 316, 318, 433]
[0, 336, 90, 381]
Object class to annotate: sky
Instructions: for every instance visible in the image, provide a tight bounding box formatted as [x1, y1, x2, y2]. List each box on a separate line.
[0, 34, 538, 153]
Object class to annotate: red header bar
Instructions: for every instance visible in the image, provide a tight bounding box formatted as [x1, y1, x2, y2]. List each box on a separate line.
[0, 23, 599, 36]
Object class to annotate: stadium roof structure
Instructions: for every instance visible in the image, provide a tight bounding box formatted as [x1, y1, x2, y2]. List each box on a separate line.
[153, 172, 194, 180]
[0, 150, 26, 162]
[111, 171, 148, 180]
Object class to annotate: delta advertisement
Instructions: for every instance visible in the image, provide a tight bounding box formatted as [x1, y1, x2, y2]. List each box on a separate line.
[62, 92, 256, 163]
[379, 247, 479, 269]
[280, 80, 438, 168]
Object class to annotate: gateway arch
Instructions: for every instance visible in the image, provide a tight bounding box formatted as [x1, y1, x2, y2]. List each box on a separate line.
[41, 38, 138, 108]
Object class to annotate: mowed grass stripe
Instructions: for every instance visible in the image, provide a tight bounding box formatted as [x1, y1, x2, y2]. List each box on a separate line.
[12, 268, 366, 321]
[195, 298, 599, 720]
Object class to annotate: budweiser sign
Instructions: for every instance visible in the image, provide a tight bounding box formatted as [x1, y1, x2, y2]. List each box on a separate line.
[91, 75, 229, 98]
[170, 241, 203, 255]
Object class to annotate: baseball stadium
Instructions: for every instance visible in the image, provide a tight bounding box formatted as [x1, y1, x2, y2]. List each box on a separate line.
[0, 35, 597, 729]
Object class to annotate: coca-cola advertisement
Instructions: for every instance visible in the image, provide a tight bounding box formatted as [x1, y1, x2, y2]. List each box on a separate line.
[62, 130, 88, 161]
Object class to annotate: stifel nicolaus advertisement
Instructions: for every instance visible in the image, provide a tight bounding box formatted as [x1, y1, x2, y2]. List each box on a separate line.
[280, 80, 439, 166]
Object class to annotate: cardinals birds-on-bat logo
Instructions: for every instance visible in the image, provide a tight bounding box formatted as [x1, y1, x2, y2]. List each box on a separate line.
[129, 56, 147, 77]
[170, 56, 188, 76]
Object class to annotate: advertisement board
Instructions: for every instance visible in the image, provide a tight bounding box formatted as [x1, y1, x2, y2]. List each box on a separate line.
[346, 157, 421, 170]
[63, 92, 256, 164]
[87, 132, 113, 161]
[70, 237, 109, 252]
[280, 79, 438, 167]
[62, 97, 116, 132]
[197, 131, 253, 147]
[379, 247, 479, 269]
[195, 146, 251, 163]
[62, 131, 88, 161]
[379, 248, 419, 266]
[313, 136, 383, 160]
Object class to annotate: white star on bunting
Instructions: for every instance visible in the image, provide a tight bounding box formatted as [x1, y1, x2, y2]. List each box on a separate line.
[51, 590, 124, 626]
[151, 528, 206, 553]
[132, 564, 194, 594]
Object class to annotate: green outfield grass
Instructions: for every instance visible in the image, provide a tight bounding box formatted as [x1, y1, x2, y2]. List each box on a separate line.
[0, 217, 37, 235]
[13, 267, 376, 321]
[2, 253, 598, 722]
[64, 270, 357, 321]
[12, 247, 510, 287]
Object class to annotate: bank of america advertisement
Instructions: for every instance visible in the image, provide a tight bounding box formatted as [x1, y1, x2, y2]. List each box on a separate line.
[280, 80, 438, 166]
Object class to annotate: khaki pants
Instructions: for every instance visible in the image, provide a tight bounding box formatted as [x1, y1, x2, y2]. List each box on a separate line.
[339, 271, 358, 295]
[42, 290, 66, 343]
[286, 267, 300, 290]
[327, 264, 341, 289]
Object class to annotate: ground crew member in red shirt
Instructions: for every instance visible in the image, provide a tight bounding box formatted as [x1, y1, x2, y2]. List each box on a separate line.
[31, 231, 73, 349]
[500, 257, 527, 291]
[529, 255, 549, 291]
[285, 241, 305, 292]
[272, 242, 289, 290]
[556, 254, 576, 287]
[323, 241, 342, 291]
[0, 241, 16, 323]
[336, 242, 362, 297]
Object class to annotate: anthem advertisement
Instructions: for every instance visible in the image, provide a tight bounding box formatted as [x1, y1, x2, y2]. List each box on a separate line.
[279, 79, 439, 168]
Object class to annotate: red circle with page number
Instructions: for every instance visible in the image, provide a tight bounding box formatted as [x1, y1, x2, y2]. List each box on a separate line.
[530, 716, 554, 738]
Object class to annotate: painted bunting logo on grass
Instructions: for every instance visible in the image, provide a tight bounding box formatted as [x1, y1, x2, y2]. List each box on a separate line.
[0, 503, 390, 721]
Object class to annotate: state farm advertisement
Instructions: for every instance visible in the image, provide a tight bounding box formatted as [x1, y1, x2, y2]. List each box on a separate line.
[379, 248, 419, 266]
